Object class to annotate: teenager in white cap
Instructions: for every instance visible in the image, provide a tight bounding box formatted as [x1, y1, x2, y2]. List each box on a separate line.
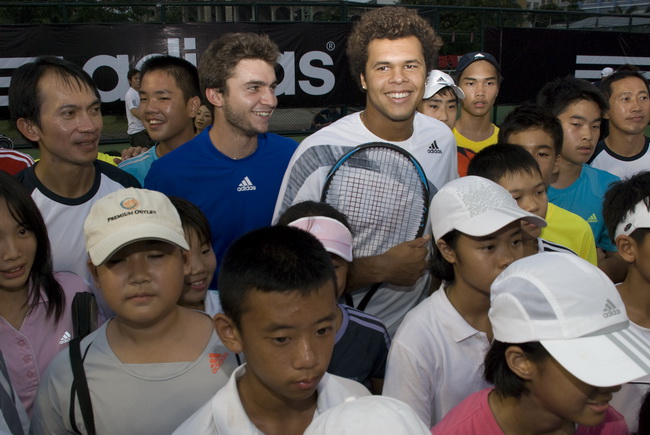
[279, 200, 391, 394]
[31, 188, 238, 434]
[384, 176, 546, 426]
[433, 252, 650, 434]
[418, 70, 465, 131]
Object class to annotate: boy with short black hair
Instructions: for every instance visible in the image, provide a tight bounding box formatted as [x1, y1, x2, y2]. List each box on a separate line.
[453, 52, 501, 154]
[537, 76, 625, 282]
[468, 144, 576, 257]
[174, 225, 370, 434]
[603, 171, 650, 432]
[31, 188, 238, 434]
[498, 105, 598, 265]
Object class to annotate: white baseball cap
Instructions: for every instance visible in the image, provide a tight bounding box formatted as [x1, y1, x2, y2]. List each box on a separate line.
[84, 188, 189, 266]
[304, 396, 430, 435]
[288, 216, 353, 262]
[423, 70, 465, 100]
[615, 199, 650, 239]
[490, 252, 650, 387]
[430, 176, 546, 243]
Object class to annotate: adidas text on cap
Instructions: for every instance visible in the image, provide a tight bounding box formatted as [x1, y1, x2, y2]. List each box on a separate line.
[423, 70, 465, 100]
[490, 252, 650, 387]
[84, 188, 189, 266]
[430, 176, 546, 243]
[288, 216, 353, 262]
[456, 52, 501, 78]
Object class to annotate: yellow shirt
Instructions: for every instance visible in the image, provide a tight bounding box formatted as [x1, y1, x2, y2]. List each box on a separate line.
[541, 202, 598, 265]
[452, 124, 499, 154]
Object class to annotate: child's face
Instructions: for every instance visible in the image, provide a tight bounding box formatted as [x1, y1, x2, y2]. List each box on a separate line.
[505, 128, 559, 185]
[230, 283, 337, 403]
[417, 88, 458, 130]
[90, 240, 190, 324]
[529, 355, 621, 427]
[179, 227, 216, 308]
[441, 221, 523, 296]
[459, 61, 499, 118]
[556, 99, 602, 165]
[0, 199, 36, 295]
[330, 253, 349, 298]
[497, 171, 548, 240]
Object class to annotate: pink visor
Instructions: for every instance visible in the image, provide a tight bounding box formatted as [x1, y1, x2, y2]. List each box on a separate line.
[288, 216, 353, 262]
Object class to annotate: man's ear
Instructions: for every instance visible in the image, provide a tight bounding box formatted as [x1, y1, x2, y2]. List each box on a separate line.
[360, 74, 367, 91]
[16, 118, 41, 143]
[616, 235, 636, 264]
[87, 261, 101, 289]
[505, 345, 536, 381]
[187, 96, 200, 119]
[552, 153, 560, 176]
[437, 239, 457, 264]
[205, 88, 224, 109]
[214, 313, 244, 354]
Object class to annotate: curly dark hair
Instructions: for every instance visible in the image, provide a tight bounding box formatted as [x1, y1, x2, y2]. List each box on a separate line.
[346, 6, 439, 91]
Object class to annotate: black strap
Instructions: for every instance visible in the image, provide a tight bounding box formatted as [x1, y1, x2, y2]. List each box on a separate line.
[69, 337, 96, 435]
[71, 292, 98, 339]
[0, 351, 24, 435]
[356, 283, 380, 312]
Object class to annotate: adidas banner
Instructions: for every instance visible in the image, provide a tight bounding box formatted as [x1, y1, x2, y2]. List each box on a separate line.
[484, 27, 650, 104]
[0, 22, 364, 117]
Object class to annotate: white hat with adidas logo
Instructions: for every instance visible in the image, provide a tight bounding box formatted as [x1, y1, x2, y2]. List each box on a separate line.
[490, 252, 650, 387]
[423, 70, 465, 100]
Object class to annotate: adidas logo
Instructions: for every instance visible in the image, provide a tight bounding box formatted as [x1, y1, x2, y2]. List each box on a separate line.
[237, 176, 256, 192]
[209, 353, 229, 374]
[586, 213, 598, 223]
[437, 76, 446, 83]
[59, 331, 71, 344]
[603, 299, 621, 318]
[427, 141, 442, 154]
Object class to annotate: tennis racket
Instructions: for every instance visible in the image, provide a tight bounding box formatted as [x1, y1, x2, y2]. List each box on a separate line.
[321, 142, 430, 310]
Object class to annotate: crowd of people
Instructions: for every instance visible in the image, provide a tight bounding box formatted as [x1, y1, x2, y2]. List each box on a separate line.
[1, 4, 650, 435]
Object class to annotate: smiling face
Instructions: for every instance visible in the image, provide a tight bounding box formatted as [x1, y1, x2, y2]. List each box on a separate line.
[223, 283, 337, 407]
[21, 71, 102, 167]
[605, 76, 650, 137]
[211, 58, 277, 138]
[556, 99, 602, 165]
[139, 70, 198, 151]
[179, 227, 216, 309]
[0, 199, 37, 297]
[528, 355, 621, 428]
[360, 36, 426, 130]
[458, 60, 499, 119]
[90, 240, 189, 327]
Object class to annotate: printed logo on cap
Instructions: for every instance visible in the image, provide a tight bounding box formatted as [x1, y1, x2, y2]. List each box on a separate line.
[120, 198, 140, 210]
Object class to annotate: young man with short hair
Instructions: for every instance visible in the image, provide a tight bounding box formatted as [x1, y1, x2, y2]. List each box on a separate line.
[453, 52, 501, 154]
[146, 33, 298, 287]
[273, 7, 457, 337]
[124, 68, 150, 149]
[118, 56, 200, 185]
[10, 57, 140, 317]
[589, 64, 650, 179]
[537, 76, 625, 282]
[174, 225, 369, 434]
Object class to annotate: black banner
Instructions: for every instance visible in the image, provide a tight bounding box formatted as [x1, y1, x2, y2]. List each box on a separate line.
[484, 27, 650, 104]
[0, 22, 365, 117]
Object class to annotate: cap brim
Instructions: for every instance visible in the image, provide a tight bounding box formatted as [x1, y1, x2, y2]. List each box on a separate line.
[322, 240, 353, 262]
[542, 327, 650, 387]
[424, 83, 465, 100]
[88, 224, 190, 266]
[454, 206, 546, 238]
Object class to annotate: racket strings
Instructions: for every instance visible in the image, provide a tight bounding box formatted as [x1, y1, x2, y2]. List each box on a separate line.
[324, 147, 427, 257]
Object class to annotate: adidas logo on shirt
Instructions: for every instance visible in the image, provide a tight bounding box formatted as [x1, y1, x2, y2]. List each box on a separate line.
[603, 299, 621, 318]
[587, 213, 598, 223]
[237, 176, 256, 192]
[427, 141, 442, 154]
[59, 331, 71, 344]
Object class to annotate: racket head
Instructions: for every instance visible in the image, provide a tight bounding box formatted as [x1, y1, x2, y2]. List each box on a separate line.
[321, 142, 430, 258]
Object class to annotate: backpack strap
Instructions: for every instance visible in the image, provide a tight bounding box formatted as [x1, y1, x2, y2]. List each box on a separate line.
[69, 337, 96, 435]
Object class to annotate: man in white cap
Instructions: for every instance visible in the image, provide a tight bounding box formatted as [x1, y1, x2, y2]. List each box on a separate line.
[417, 69, 465, 131]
